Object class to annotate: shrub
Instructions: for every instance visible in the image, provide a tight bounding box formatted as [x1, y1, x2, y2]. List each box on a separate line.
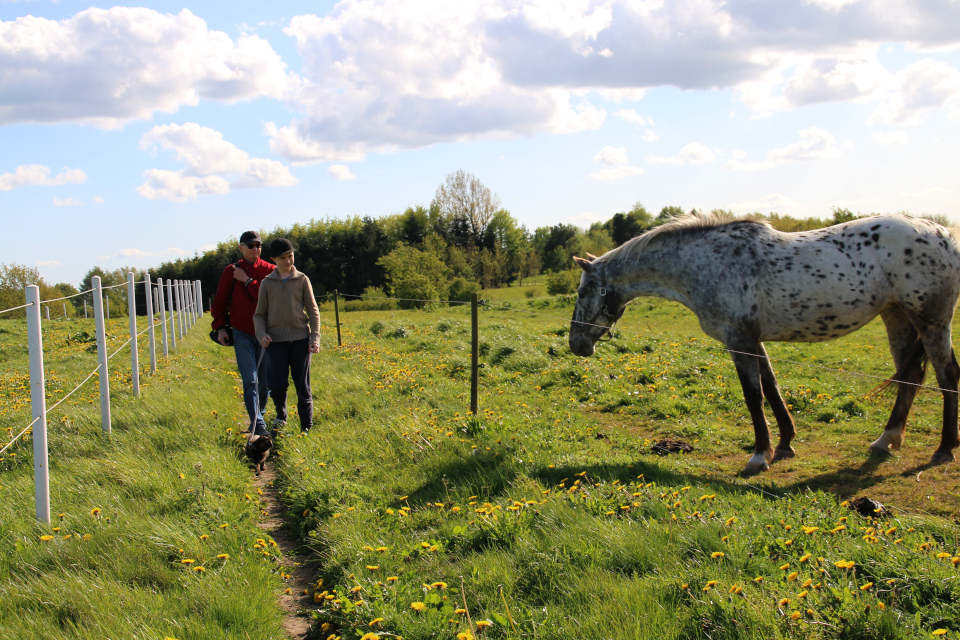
[546, 270, 579, 295]
[448, 277, 481, 304]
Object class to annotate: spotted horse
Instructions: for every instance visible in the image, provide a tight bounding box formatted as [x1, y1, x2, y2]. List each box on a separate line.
[569, 211, 960, 475]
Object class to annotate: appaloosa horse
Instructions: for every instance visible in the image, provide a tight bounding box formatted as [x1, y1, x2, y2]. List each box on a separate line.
[569, 211, 960, 474]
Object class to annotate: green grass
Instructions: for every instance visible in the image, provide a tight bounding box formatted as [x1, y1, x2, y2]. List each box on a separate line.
[273, 295, 960, 640]
[3, 292, 960, 640]
[0, 316, 288, 639]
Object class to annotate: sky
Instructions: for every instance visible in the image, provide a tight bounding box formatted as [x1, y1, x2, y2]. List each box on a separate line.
[2, 0, 959, 288]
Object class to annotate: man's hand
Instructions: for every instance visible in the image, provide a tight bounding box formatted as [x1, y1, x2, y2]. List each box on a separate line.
[261, 335, 272, 348]
[231, 265, 250, 283]
[217, 329, 230, 346]
[310, 343, 320, 353]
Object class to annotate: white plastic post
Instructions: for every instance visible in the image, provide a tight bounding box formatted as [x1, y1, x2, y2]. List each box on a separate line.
[63, 303, 67, 318]
[152, 287, 159, 319]
[145, 274, 157, 374]
[92, 276, 111, 434]
[176, 280, 185, 340]
[185, 280, 193, 328]
[84, 300, 88, 318]
[167, 280, 177, 350]
[158, 278, 169, 357]
[106, 295, 110, 320]
[196, 280, 203, 318]
[127, 273, 140, 397]
[45, 306, 50, 321]
[26, 286, 50, 523]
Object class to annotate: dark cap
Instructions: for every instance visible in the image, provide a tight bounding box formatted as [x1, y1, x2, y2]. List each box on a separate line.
[270, 238, 294, 257]
[239, 231, 261, 246]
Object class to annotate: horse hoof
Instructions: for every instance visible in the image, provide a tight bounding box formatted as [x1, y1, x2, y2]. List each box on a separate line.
[868, 444, 894, 457]
[931, 450, 956, 465]
[772, 447, 796, 462]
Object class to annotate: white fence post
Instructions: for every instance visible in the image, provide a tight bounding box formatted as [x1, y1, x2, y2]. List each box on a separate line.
[158, 278, 169, 357]
[45, 306, 50, 321]
[106, 296, 110, 320]
[62, 303, 67, 318]
[145, 274, 157, 374]
[167, 280, 177, 350]
[185, 280, 193, 328]
[127, 273, 140, 397]
[196, 280, 203, 318]
[92, 276, 111, 434]
[84, 300, 88, 319]
[26, 286, 51, 524]
[176, 280, 185, 340]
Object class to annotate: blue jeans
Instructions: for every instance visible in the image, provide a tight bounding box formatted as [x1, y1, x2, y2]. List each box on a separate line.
[233, 328, 269, 436]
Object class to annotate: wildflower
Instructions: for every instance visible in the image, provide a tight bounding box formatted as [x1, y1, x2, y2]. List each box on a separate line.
[780, 564, 791, 571]
[366, 566, 380, 571]
[180, 559, 195, 565]
[431, 581, 448, 589]
[457, 632, 474, 640]
[455, 608, 467, 615]
[729, 585, 742, 595]
[711, 552, 725, 559]
[754, 576, 764, 583]
[411, 602, 426, 612]
[932, 631, 947, 637]
[787, 572, 798, 582]
[219, 524, 229, 529]
[476, 620, 493, 629]
[387, 576, 399, 582]
[199, 535, 208, 541]
[802, 526, 819, 535]
[798, 590, 808, 598]
[39, 535, 53, 542]
[193, 566, 205, 573]
[90, 508, 101, 517]
[790, 612, 801, 620]
[834, 560, 856, 569]
[779, 598, 790, 607]
[361, 634, 379, 640]
[860, 582, 873, 590]
[800, 554, 811, 563]
[216, 554, 229, 559]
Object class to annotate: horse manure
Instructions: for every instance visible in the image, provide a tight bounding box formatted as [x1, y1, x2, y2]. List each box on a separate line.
[651, 439, 693, 455]
[848, 496, 891, 518]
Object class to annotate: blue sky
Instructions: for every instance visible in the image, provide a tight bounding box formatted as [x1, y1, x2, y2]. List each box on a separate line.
[2, 0, 959, 287]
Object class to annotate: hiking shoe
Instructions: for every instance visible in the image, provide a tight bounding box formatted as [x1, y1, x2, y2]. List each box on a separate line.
[271, 418, 286, 431]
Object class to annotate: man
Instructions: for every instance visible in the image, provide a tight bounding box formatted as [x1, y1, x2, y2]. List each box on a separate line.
[211, 231, 277, 437]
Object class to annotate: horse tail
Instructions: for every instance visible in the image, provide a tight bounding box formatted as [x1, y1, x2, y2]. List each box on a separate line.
[871, 338, 928, 397]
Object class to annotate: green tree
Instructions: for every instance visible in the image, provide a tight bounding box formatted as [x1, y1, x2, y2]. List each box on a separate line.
[431, 170, 502, 247]
[378, 245, 451, 309]
[0, 263, 59, 319]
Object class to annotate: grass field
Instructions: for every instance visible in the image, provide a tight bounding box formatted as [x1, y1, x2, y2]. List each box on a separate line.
[2, 292, 959, 639]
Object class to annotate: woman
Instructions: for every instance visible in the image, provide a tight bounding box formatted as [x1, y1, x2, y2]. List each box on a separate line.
[253, 238, 321, 434]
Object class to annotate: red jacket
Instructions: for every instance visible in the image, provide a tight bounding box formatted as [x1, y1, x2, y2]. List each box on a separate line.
[211, 257, 276, 336]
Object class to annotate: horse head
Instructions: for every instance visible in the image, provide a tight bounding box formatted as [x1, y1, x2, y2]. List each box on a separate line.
[569, 255, 625, 357]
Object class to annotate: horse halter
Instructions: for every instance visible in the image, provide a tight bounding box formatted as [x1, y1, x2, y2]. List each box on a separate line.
[585, 262, 624, 341]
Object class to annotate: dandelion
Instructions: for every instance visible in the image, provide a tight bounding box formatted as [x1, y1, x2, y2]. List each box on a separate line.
[860, 582, 873, 590]
[216, 554, 229, 560]
[932, 631, 947, 637]
[431, 581, 448, 589]
[180, 559, 195, 565]
[780, 564, 791, 571]
[457, 632, 474, 640]
[366, 565, 380, 571]
[360, 634, 378, 640]
[834, 560, 856, 569]
[779, 598, 790, 607]
[387, 576, 398, 582]
[455, 608, 467, 615]
[790, 612, 801, 621]
[39, 535, 53, 541]
[193, 566, 205, 573]
[711, 552, 725, 559]
[799, 554, 811, 563]
[754, 576, 764, 583]
[729, 585, 742, 595]
[411, 602, 426, 612]
[90, 507, 101, 517]
[476, 620, 493, 629]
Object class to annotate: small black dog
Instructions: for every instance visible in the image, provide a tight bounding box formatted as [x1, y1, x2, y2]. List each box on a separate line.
[244, 433, 273, 474]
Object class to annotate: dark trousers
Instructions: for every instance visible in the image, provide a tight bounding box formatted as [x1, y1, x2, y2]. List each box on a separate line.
[265, 338, 313, 431]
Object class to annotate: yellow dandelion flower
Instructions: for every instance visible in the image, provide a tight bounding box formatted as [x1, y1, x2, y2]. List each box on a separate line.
[387, 576, 398, 582]
[779, 598, 790, 607]
[780, 563, 791, 571]
[411, 602, 426, 612]
[193, 566, 205, 573]
[216, 553, 229, 559]
[932, 631, 947, 637]
[455, 608, 467, 614]
[800, 554, 811, 563]
[860, 582, 873, 590]
[90, 508, 101, 516]
[39, 535, 54, 541]
[366, 565, 380, 571]
[180, 559, 195, 565]
[219, 523, 229, 529]
[791, 612, 801, 621]
[729, 585, 742, 594]
[457, 632, 474, 640]
[711, 552, 725, 559]
[754, 576, 764, 583]
[431, 581, 448, 589]
[475, 620, 493, 629]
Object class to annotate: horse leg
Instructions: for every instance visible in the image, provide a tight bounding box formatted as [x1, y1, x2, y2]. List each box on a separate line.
[729, 344, 773, 475]
[916, 325, 960, 464]
[756, 343, 797, 462]
[871, 308, 924, 454]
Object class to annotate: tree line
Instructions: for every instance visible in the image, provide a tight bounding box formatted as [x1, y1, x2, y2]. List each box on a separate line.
[2, 170, 929, 318]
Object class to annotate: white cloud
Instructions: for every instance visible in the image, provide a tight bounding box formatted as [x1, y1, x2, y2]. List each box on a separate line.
[137, 123, 297, 201]
[647, 142, 715, 166]
[117, 248, 188, 258]
[726, 194, 803, 213]
[613, 109, 650, 126]
[873, 131, 910, 145]
[53, 197, 82, 206]
[641, 130, 659, 142]
[92, 196, 105, 204]
[0, 7, 295, 127]
[594, 146, 629, 166]
[869, 59, 960, 126]
[726, 127, 841, 170]
[588, 165, 644, 180]
[36, 260, 61, 266]
[328, 165, 356, 181]
[566, 212, 601, 224]
[900, 187, 950, 197]
[0, 165, 86, 191]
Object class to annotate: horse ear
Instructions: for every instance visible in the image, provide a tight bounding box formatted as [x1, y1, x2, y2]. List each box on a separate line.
[573, 256, 594, 272]
[585, 253, 598, 260]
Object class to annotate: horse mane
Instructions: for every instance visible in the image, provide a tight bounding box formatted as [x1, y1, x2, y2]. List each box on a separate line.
[601, 210, 770, 266]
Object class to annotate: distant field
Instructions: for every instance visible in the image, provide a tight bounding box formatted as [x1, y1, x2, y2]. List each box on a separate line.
[3, 291, 959, 639]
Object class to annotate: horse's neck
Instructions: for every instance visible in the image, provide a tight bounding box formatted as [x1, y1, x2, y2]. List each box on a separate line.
[607, 246, 695, 308]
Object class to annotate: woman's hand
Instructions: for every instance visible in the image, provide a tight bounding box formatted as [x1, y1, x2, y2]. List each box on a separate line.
[310, 343, 320, 353]
[261, 335, 272, 348]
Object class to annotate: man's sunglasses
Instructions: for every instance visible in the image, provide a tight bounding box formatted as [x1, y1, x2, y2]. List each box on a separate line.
[244, 243, 262, 249]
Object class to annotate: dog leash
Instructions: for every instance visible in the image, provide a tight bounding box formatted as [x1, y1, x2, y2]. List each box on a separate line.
[248, 343, 268, 443]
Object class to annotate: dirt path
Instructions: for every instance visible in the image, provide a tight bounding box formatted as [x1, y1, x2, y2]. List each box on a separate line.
[254, 464, 318, 639]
